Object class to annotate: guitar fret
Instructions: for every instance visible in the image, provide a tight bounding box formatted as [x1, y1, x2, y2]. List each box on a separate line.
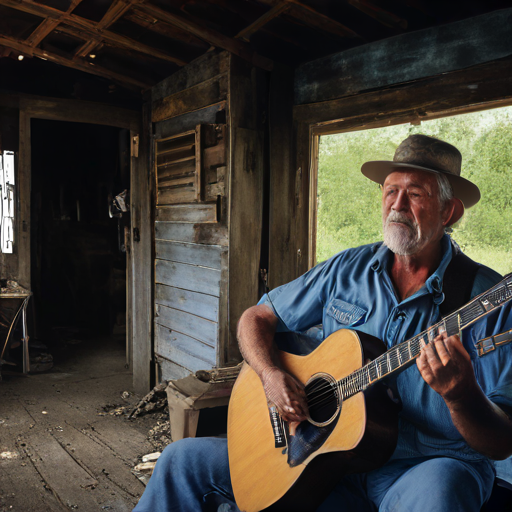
[444, 314, 459, 337]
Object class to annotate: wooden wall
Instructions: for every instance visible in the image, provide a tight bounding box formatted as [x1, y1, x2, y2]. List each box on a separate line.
[150, 51, 266, 381]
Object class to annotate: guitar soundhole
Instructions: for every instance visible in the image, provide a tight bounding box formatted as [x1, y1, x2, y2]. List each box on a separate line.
[305, 373, 340, 426]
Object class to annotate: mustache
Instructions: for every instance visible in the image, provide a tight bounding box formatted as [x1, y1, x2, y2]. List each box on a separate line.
[385, 211, 416, 230]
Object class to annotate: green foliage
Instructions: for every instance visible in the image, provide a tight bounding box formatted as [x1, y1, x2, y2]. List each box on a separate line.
[317, 107, 512, 275]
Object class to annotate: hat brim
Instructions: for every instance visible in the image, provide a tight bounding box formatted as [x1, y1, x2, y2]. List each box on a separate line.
[361, 161, 481, 209]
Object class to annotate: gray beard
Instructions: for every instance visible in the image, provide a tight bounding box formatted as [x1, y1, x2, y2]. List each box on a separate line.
[383, 211, 423, 256]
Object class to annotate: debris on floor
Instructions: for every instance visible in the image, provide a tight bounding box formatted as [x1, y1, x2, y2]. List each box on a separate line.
[142, 452, 161, 463]
[129, 382, 168, 418]
[134, 461, 157, 474]
[147, 418, 171, 452]
[131, 452, 161, 485]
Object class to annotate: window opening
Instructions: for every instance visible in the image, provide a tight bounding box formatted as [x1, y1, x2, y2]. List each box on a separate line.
[0, 150, 15, 254]
[314, 106, 512, 276]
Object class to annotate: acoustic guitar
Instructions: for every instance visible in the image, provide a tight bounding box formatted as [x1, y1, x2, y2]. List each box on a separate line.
[227, 274, 512, 512]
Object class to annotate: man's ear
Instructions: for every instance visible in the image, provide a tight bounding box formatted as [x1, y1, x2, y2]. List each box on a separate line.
[443, 198, 465, 227]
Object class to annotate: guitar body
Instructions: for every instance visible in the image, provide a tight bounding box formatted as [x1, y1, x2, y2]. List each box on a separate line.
[227, 329, 399, 512]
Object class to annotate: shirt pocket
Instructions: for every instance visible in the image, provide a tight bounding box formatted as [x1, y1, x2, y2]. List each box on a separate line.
[325, 298, 367, 327]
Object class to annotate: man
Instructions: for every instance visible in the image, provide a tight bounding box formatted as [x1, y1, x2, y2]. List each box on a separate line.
[134, 134, 512, 512]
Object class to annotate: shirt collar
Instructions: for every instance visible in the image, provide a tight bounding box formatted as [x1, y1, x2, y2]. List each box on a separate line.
[369, 234, 454, 302]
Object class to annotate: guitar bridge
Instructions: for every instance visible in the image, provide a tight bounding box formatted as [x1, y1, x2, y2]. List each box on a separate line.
[268, 405, 287, 448]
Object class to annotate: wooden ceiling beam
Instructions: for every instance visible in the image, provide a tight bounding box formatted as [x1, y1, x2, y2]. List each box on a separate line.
[74, 0, 137, 58]
[256, 0, 364, 40]
[25, 0, 83, 48]
[346, 0, 408, 30]
[126, 8, 209, 49]
[0, 34, 151, 90]
[137, 2, 273, 70]
[0, 0, 187, 66]
[235, 2, 290, 41]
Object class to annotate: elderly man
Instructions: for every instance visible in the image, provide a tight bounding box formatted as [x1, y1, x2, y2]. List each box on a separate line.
[134, 134, 512, 512]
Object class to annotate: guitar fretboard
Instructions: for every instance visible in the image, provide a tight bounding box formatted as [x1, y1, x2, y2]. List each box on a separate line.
[338, 274, 512, 400]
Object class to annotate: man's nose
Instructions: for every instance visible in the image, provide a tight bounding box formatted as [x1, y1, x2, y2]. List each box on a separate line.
[391, 190, 409, 211]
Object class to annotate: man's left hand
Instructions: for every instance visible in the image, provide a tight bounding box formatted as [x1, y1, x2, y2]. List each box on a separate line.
[416, 332, 478, 403]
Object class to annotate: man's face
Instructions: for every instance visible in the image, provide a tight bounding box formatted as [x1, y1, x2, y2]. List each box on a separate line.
[382, 170, 447, 256]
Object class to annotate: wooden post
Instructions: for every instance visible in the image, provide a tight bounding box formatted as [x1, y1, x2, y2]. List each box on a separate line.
[131, 99, 153, 394]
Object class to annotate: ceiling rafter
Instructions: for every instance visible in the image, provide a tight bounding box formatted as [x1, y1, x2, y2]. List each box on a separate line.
[136, 2, 274, 71]
[235, 2, 290, 41]
[74, 0, 137, 59]
[0, 33, 151, 90]
[25, 0, 83, 48]
[256, 0, 364, 40]
[347, 0, 408, 30]
[0, 0, 187, 66]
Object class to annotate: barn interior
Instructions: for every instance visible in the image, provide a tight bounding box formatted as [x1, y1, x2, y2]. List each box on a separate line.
[1, 0, 512, 510]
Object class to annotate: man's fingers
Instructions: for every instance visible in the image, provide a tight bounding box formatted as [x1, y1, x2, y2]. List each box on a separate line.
[422, 342, 443, 371]
[434, 338, 451, 366]
[416, 351, 434, 381]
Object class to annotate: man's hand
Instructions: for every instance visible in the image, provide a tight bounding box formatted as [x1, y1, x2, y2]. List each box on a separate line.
[260, 366, 308, 435]
[416, 331, 478, 402]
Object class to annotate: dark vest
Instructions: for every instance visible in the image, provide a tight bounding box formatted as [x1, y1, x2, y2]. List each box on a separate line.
[439, 250, 481, 317]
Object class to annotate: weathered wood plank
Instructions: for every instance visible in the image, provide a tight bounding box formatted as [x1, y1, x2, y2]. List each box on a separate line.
[295, 55, 512, 127]
[154, 103, 226, 139]
[157, 186, 196, 205]
[159, 175, 196, 189]
[19, 432, 100, 510]
[295, 8, 512, 105]
[225, 55, 266, 365]
[203, 143, 226, 170]
[155, 260, 221, 297]
[131, 100, 153, 395]
[17, 107, 30, 290]
[155, 304, 218, 347]
[152, 51, 229, 103]
[156, 283, 219, 322]
[152, 74, 228, 123]
[155, 323, 216, 368]
[156, 204, 217, 223]
[158, 357, 191, 381]
[155, 222, 228, 246]
[268, 65, 295, 289]
[22, 96, 139, 130]
[157, 158, 195, 179]
[156, 240, 223, 269]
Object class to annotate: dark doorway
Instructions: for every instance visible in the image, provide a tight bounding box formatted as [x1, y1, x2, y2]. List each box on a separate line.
[30, 119, 130, 364]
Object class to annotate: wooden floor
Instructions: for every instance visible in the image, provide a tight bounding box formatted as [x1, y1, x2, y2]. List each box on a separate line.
[0, 335, 155, 512]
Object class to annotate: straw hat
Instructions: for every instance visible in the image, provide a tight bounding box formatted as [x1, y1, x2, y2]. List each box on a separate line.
[361, 134, 480, 208]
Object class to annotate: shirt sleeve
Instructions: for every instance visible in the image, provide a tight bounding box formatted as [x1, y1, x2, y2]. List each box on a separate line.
[258, 256, 341, 333]
[469, 301, 512, 410]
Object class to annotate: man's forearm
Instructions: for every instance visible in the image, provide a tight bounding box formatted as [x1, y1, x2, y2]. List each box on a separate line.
[237, 304, 279, 379]
[446, 384, 512, 460]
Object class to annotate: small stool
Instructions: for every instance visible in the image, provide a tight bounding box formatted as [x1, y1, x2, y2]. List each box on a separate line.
[166, 370, 239, 442]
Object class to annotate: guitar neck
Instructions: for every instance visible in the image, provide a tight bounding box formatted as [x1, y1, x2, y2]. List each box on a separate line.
[338, 273, 512, 400]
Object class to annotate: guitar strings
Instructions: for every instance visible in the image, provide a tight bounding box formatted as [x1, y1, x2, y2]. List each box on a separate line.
[299, 281, 512, 415]
[305, 335, 426, 409]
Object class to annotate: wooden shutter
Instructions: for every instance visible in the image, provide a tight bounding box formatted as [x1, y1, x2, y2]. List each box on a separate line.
[155, 128, 201, 205]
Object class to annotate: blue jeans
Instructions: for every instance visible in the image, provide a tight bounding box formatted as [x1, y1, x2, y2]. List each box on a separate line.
[133, 437, 495, 512]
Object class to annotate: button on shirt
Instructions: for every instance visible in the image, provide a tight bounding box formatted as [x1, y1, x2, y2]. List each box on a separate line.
[259, 235, 512, 482]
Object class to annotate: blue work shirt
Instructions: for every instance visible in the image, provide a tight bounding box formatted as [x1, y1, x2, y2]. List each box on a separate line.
[259, 234, 512, 483]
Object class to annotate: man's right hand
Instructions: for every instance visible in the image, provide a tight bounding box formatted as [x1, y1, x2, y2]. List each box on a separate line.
[260, 366, 309, 428]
